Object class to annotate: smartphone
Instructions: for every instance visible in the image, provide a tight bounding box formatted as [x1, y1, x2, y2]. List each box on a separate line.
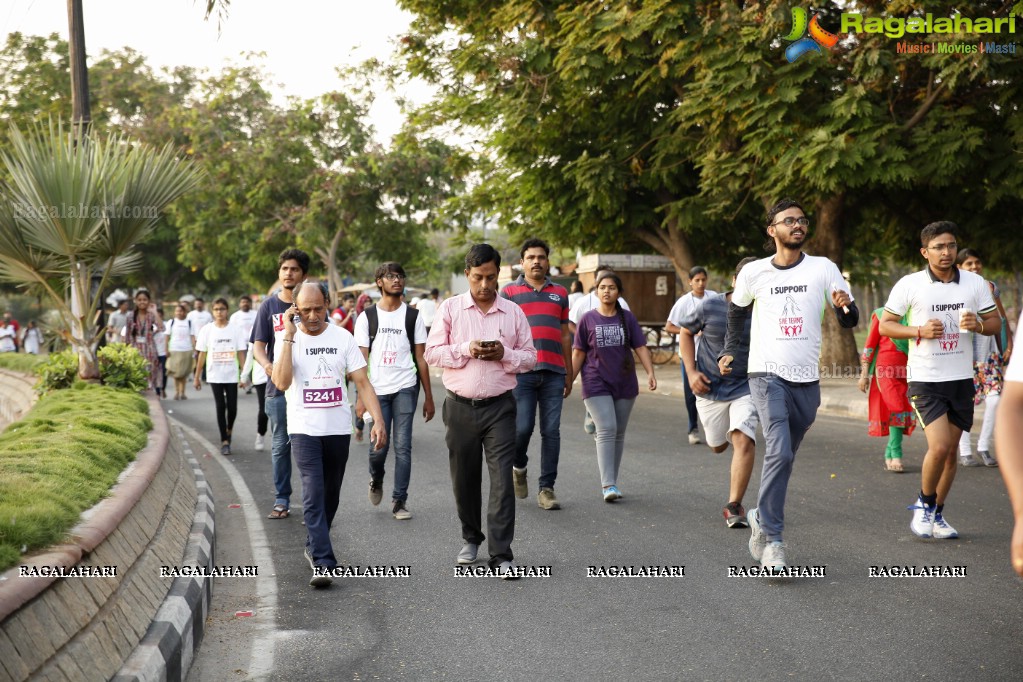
[480, 340, 499, 348]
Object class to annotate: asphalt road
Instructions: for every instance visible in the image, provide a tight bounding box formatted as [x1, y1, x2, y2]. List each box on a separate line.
[172, 376, 1023, 681]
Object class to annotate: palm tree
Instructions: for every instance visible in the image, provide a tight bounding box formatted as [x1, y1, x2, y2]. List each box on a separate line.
[0, 120, 200, 379]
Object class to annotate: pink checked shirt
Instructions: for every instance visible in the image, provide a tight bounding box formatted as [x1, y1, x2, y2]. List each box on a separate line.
[425, 292, 536, 399]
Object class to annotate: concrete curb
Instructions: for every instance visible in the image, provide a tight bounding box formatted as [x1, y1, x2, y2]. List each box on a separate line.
[114, 430, 215, 682]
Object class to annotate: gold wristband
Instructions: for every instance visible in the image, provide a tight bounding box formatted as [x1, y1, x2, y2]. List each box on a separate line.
[979, 318, 985, 334]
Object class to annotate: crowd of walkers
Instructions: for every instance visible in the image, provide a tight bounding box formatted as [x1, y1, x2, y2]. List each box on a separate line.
[79, 198, 1023, 584]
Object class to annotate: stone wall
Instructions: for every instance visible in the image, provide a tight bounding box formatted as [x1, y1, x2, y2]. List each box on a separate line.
[0, 368, 36, 432]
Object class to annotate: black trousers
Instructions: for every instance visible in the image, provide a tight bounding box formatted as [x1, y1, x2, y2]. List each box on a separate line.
[254, 382, 268, 436]
[443, 392, 517, 567]
[210, 382, 238, 443]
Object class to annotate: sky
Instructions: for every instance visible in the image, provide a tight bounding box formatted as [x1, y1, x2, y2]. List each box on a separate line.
[1, 0, 430, 141]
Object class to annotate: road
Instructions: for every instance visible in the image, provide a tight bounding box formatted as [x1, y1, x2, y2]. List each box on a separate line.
[172, 376, 1023, 681]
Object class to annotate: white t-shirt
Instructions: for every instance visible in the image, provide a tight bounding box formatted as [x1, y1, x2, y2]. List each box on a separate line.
[884, 267, 996, 383]
[354, 304, 427, 396]
[569, 292, 631, 324]
[285, 325, 366, 436]
[1005, 348, 1023, 383]
[195, 323, 248, 383]
[229, 309, 257, 340]
[417, 298, 437, 327]
[187, 309, 213, 334]
[165, 318, 194, 352]
[733, 254, 853, 383]
[153, 326, 167, 356]
[0, 326, 15, 352]
[667, 290, 718, 354]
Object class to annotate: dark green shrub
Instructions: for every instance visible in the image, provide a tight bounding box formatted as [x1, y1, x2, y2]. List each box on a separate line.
[97, 344, 149, 391]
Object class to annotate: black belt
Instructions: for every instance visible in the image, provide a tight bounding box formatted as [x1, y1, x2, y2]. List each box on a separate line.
[446, 390, 511, 408]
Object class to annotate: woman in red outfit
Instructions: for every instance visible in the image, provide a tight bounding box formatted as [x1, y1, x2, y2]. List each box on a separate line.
[858, 308, 916, 472]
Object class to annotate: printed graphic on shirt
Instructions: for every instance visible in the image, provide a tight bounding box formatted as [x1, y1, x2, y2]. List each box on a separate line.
[595, 323, 625, 347]
[778, 294, 803, 338]
[303, 355, 343, 408]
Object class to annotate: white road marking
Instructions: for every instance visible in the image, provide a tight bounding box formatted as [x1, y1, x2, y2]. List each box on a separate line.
[173, 419, 278, 680]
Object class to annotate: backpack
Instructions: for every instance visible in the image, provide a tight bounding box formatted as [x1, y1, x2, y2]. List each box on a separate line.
[364, 305, 421, 379]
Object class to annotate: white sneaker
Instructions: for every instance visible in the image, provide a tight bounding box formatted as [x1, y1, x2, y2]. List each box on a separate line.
[959, 454, 981, 467]
[254, 434, 265, 451]
[932, 512, 959, 539]
[908, 497, 935, 538]
[688, 431, 702, 445]
[978, 451, 998, 467]
[761, 541, 787, 573]
[748, 507, 767, 561]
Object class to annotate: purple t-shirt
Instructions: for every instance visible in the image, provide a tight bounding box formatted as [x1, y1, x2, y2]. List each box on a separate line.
[574, 307, 646, 400]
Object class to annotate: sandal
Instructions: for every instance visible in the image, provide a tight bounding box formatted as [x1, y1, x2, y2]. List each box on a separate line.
[887, 458, 904, 473]
[267, 504, 289, 519]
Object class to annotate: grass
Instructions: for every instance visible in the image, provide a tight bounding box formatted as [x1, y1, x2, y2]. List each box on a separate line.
[0, 353, 46, 374]
[0, 383, 150, 572]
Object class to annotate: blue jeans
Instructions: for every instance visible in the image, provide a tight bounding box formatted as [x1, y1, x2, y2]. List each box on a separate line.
[513, 370, 566, 490]
[368, 384, 420, 502]
[264, 393, 292, 508]
[292, 433, 349, 569]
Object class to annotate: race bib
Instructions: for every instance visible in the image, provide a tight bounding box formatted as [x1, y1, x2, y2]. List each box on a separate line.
[303, 387, 343, 408]
[211, 351, 235, 364]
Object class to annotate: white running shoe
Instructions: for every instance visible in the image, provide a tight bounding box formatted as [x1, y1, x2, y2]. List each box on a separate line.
[254, 434, 265, 451]
[908, 497, 935, 538]
[748, 507, 767, 561]
[932, 512, 959, 539]
[761, 541, 787, 573]
[688, 431, 702, 445]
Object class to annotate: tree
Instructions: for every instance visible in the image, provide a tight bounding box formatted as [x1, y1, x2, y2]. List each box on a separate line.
[397, 0, 1023, 366]
[0, 121, 199, 378]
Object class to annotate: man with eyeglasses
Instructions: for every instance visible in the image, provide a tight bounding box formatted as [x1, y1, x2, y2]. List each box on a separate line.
[880, 222, 1000, 541]
[719, 198, 858, 573]
[354, 262, 435, 521]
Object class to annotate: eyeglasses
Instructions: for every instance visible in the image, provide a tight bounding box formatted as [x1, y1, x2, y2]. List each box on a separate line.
[212, 307, 228, 312]
[769, 217, 810, 228]
[381, 273, 406, 281]
[927, 242, 957, 253]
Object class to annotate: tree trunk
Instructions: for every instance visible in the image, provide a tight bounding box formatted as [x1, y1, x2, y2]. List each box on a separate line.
[67, 0, 91, 139]
[805, 192, 858, 375]
[635, 209, 696, 287]
[69, 259, 100, 380]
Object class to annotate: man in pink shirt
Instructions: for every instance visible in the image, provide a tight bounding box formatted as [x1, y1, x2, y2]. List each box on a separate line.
[425, 243, 537, 579]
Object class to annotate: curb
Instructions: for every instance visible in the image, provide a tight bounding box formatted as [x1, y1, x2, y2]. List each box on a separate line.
[114, 429, 215, 682]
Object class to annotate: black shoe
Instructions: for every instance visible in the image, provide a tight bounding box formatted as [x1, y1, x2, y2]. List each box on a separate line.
[392, 499, 412, 520]
[723, 502, 748, 528]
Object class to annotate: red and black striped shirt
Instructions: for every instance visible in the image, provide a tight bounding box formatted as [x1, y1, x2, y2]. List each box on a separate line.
[500, 276, 570, 373]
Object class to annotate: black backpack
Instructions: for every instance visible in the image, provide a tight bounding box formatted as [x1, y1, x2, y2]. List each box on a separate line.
[364, 305, 421, 378]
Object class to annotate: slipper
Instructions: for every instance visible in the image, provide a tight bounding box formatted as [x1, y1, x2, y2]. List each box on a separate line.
[267, 504, 289, 519]
[888, 458, 904, 473]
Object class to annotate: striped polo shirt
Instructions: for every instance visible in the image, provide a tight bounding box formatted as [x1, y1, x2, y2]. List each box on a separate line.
[501, 275, 570, 373]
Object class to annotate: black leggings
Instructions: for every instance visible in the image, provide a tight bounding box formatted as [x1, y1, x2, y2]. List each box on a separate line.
[254, 382, 268, 436]
[210, 382, 238, 443]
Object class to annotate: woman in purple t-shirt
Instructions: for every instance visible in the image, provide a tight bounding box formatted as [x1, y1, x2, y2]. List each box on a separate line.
[571, 273, 657, 502]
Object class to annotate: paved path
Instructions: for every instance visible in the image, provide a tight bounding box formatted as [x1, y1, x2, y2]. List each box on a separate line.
[172, 373, 1020, 681]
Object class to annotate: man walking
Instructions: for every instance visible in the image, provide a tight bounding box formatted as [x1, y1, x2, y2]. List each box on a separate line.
[251, 248, 310, 520]
[880, 222, 999, 540]
[231, 295, 258, 394]
[720, 199, 857, 572]
[417, 288, 440, 334]
[273, 280, 386, 587]
[187, 297, 213, 333]
[355, 262, 435, 521]
[666, 266, 717, 445]
[501, 238, 572, 510]
[679, 257, 758, 528]
[425, 244, 536, 578]
[107, 300, 129, 345]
